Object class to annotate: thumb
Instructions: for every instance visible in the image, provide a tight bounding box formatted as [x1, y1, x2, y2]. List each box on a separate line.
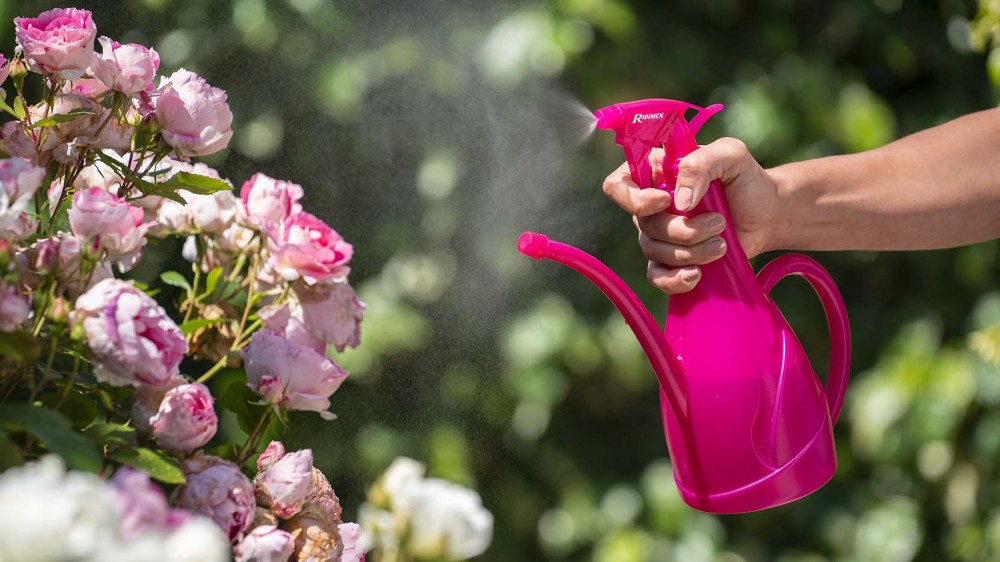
[674, 137, 753, 211]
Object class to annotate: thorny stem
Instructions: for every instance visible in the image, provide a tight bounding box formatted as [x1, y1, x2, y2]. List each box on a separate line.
[236, 407, 275, 465]
[235, 319, 263, 349]
[33, 79, 62, 153]
[90, 97, 119, 140]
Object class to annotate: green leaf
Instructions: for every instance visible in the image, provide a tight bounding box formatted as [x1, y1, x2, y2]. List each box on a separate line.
[29, 107, 95, 129]
[0, 97, 16, 117]
[160, 271, 192, 292]
[110, 447, 185, 484]
[0, 403, 102, 472]
[13, 97, 26, 120]
[39, 389, 100, 430]
[0, 330, 43, 364]
[203, 267, 224, 299]
[95, 151, 132, 176]
[179, 317, 227, 335]
[160, 172, 233, 195]
[83, 423, 136, 447]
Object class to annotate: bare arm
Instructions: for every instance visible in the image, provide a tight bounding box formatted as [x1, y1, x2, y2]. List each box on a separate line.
[768, 108, 1000, 251]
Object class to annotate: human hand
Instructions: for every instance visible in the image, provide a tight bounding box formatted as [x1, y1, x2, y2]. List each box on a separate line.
[602, 138, 779, 294]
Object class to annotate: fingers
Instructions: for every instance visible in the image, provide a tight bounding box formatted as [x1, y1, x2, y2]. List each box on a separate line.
[603, 157, 671, 217]
[635, 211, 726, 246]
[647, 262, 701, 295]
[633, 211, 728, 294]
[674, 137, 752, 212]
[638, 231, 727, 268]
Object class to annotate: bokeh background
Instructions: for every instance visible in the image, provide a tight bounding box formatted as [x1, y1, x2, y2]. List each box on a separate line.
[3, 0, 1000, 560]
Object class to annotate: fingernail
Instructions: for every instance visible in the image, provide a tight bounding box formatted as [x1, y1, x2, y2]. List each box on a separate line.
[709, 217, 725, 233]
[706, 238, 727, 257]
[675, 188, 693, 211]
[681, 268, 700, 283]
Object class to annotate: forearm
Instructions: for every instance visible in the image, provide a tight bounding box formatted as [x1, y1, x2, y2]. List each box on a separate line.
[767, 108, 1000, 252]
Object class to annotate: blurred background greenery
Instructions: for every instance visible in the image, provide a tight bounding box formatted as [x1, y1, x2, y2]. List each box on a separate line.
[3, 0, 1000, 560]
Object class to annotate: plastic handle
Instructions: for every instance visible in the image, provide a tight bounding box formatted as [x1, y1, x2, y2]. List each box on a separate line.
[756, 254, 851, 422]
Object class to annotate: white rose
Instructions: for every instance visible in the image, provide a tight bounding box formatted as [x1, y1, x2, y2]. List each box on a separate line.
[0, 456, 119, 561]
[393, 478, 493, 560]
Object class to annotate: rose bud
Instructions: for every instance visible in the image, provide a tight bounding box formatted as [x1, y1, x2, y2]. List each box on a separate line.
[150, 383, 219, 454]
[174, 453, 255, 541]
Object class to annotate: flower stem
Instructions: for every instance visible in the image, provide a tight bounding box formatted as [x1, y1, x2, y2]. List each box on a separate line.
[196, 353, 229, 384]
[230, 254, 260, 352]
[183, 258, 203, 326]
[236, 407, 274, 465]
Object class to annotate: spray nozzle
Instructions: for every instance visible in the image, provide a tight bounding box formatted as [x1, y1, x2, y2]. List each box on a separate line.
[593, 99, 724, 190]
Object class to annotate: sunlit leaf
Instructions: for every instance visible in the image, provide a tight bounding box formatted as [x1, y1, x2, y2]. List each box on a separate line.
[110, 447, 185, 484]
[160, 270, 192, 292]
[29, 107, 95, 129]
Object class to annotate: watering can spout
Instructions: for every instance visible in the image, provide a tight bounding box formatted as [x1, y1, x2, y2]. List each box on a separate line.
[517, 231, 551, 260]
[517, 232, 688, 418]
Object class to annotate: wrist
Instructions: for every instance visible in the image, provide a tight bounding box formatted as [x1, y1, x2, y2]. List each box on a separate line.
[762, 163, 805, 252]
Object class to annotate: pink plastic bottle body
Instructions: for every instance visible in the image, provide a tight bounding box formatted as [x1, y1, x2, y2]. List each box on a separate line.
[662, 181, 850, 513]
[518, 99, 851, 514]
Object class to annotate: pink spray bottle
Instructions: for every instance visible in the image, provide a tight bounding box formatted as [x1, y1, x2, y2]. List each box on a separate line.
[518, 99, 851, 513]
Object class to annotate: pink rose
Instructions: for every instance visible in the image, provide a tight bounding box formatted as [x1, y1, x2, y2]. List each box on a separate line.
[257, 302, 325, 355]
[256, 441, 286, 471]
[90, 36, 159, 97]
[16, 233, 112, 296]
[0, 281, 30, 333]
[42, 94, 133, 164]
[239, 173, 303, 228]
[157, 190, 238, 234]
[68, 187, 151, 271]
[242, 331, 348, 420]
[14, 8, 96, 79]
[266, 213, 352, 285]
[0, 54, 8, 88]
[339, 522, 366, 562]
[0, 158, 45, 240]
[254, 449, 313, 519]
[0, 121, 36, 162]
[233, 525, 295, 562]
[154, 69, 233, 157]
[72, 278, 186, 387]
[259, 281, 365, 355]
[150, 383, 219, 454]
[292, 281, 365, 353]
[174, 453, 255, 541]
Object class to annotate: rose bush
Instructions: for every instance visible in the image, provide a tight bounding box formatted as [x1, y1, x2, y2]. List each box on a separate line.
[0, 7, 491, 562]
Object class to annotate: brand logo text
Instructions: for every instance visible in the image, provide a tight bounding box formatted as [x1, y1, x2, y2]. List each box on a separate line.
[632, 112, 665, 124]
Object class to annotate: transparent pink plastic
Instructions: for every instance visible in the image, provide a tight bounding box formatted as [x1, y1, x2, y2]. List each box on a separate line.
[518, 99, 851, 513]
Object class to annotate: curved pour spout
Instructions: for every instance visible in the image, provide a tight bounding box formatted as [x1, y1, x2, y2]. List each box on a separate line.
[518, 232, 688, 419]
